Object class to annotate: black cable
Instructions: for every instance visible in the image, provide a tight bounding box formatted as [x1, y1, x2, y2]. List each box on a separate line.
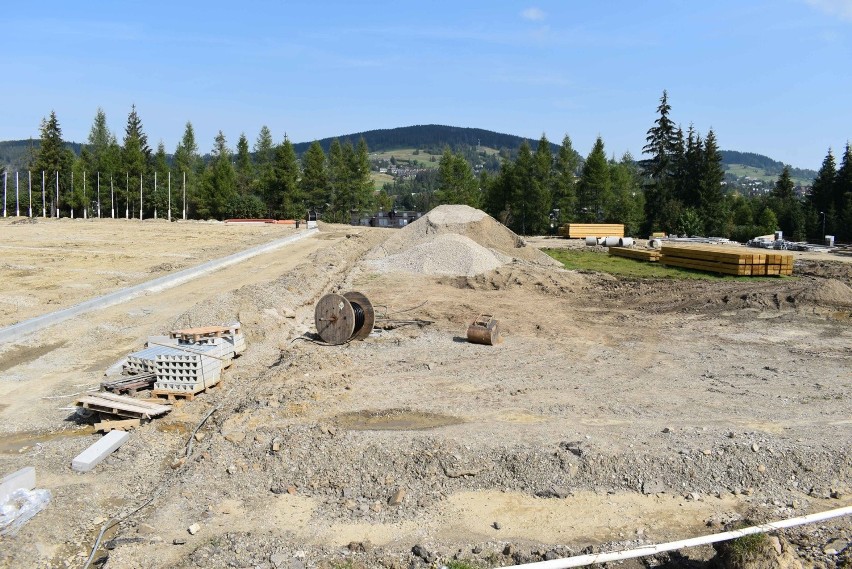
[351, 301, 365, 334]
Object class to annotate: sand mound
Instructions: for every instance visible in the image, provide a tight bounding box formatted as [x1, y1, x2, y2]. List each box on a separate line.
[366, 205, 557, 276]
[366, 234, 510, 277]
[796, 278, 852, 307]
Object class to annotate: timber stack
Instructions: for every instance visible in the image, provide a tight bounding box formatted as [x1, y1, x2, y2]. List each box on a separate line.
[558, 223, 625, 239]
[660, 245, 794, 276]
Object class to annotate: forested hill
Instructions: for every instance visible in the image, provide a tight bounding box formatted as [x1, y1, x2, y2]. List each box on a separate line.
[291, 125, 561, 154]
[720, 150, 817, 180]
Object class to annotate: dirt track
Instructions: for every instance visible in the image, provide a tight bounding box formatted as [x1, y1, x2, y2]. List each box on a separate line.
[0, 217, 850, 569]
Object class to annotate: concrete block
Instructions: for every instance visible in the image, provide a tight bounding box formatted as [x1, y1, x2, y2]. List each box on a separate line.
[72, 431, 130, 472]
[0, 467, 36, 502]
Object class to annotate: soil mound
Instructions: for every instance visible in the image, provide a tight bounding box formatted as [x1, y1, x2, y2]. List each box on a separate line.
[366, 204, 557, 276]
[795, 278, 852, 307]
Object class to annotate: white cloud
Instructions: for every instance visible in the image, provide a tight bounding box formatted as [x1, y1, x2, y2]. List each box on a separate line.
[521, 7, 546, 21]
[805, 0, 852, 22]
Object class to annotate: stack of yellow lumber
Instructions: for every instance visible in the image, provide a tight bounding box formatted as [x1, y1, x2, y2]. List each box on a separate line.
[608, 247, 660, 262]
[660, 245, 793, 276]
[562, 223, 625, 238]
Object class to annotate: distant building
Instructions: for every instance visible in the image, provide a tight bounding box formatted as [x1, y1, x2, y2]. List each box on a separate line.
[350, 210, 423, 228]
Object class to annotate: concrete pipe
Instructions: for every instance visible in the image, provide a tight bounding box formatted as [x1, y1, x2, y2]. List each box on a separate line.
[618, 237, 634, 247]
[584, 236, 597, 246]
[602, 236, 620, 247]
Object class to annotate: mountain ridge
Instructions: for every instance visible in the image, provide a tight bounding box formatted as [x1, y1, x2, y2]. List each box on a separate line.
[0, 125, 817, 181]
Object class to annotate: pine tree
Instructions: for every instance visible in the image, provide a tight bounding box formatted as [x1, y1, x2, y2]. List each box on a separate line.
[327, 139, 349, 222]
[32, 110, 74, 216]
[641, 90, 683, 233]
[577, 137, 612, 222]
[771, 166, 805, 240]
[510, 142, 536, 234]
[807, 149, 836, 237]
[699, 129, 727, 235]
[680, 125, 703, 209]
[552, 134, 579, 223]
[300, 141, 329, 213]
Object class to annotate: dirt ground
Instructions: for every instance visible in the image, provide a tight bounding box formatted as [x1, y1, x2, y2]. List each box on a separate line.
[0, 218, 850, 569]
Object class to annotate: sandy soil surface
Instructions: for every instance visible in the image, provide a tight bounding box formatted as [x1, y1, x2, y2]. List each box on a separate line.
[0, 212, 849, 569]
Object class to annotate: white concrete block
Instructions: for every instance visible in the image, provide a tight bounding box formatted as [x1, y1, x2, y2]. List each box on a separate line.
[0, 467, 36, 502]
[71, 431, 130, 472]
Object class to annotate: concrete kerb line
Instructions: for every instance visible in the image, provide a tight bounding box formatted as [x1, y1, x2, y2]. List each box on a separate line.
[495, 505, 852, 569]
[0, 228, 318, 346]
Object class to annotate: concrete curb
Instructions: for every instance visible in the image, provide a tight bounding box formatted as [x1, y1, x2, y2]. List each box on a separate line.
[0, 228, 318, 346]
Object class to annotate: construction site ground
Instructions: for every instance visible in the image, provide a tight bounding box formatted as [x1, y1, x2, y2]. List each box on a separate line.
[0, 217, 850, 569]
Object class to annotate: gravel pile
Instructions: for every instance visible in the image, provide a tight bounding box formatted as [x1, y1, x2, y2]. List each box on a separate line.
[366, 204, 557, 276]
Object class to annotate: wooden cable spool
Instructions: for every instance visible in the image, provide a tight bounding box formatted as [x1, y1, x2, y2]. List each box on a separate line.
[314, 291, 375, 345]
[466, 314, 500, 346]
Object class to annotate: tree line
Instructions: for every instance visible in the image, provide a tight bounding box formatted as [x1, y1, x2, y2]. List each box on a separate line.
[21, 107, 376, 221]
[13, 97, 852, 242]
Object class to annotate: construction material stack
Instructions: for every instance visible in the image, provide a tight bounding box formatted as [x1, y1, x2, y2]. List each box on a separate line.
[608, 247, 661, 262]
[660, 245, 793, 276]
[560, 224, 625, 239]
[122, 323, 245, 400]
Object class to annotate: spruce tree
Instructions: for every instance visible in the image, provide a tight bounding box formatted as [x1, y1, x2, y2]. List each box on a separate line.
[835, 143, 852, 241]
[122, 105, 151, 188]
[530, 134, 553, 232]
[609, 152, 644, 235]
[436, 148, 478, 207]
[300, 141, 329, 213]
[771, 166, 805, 240]
[235, 133, 253, 196]
[152, 142, 170, 218]
[577, 137, 612, 222]
[681, 125, 703, 209]
[353, 138, 373, 212]
[552, 134, 579, 223]
[510, 142, 536, 234]
[32, 110, 74, 216]
[173, 122, 200, 219]
[197, 131, 236, 220]
[808, 149, 836, 237]
[641, 90, 683, 233]
[328, 139, 349, 222]
[274, 137, 301, 219]
[699, 129, 726, 235]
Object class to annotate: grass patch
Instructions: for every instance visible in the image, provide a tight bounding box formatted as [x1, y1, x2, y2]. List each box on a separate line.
[544, 248, 752, 280]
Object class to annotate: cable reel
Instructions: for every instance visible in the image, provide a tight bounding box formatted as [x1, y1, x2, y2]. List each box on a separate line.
[314, 291, 375, 345]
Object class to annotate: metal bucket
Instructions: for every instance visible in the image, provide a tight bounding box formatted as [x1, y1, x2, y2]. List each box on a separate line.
[467, 314, 500, 346]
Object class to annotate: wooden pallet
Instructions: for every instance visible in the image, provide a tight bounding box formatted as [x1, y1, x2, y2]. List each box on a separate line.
[100, 373, 156, 395]
[75, 393, 172, 420]
[660, 245, 793, 276]
[151, 380, 223, 402]
[561, 223, 625, 239]
[169, 324, 241, 343]
[608, 247, 660, 262]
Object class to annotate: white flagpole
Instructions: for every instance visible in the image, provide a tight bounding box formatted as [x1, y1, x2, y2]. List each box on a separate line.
[2, 170, 6, 217]
[55, 171, 59, 217]
[71, 171, 74, 218]
[111, 176, 115, 219]
[154, 171, 157, 219]
[139, 174, 143, 220]
[97, 172, 101, 218]
[41, 170, 46, 218]
[125, 172, 129, 219]
[182, 171, 186, 220]
[16, 171, 20, 217]
[28, 171, 32, 217]
[83, 171, 88, 219]
[168, 171, 171, 221]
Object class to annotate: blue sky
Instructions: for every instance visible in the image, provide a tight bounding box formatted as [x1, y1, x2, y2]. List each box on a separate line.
[2, 0, 850, 169]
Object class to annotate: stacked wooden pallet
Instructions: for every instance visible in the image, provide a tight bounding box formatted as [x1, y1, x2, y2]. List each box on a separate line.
[660, 245, 793, 276]
[559, 223, 625, 238]
[608, 247, 660, 262]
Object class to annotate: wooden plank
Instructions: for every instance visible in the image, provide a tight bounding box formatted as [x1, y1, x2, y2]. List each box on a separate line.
[94, 418, 141, 432]
[609, 247, 660, 262]
[89, 392, 171, 414]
